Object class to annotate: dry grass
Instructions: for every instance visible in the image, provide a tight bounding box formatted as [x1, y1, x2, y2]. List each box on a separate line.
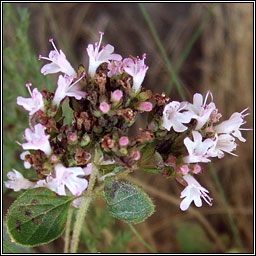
[6, 3, 254, 253]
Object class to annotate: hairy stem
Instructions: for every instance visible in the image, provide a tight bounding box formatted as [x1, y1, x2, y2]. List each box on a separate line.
[64, 206, 73, 253]
[70, 163, 98, 253]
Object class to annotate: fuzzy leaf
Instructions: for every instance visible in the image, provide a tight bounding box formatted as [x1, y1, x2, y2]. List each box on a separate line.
[104, 178, 155, 224]
[6, 187, 75, 247]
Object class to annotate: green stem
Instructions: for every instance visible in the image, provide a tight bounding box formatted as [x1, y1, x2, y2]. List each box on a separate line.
[64, 206, 73, 253]
[138, 3, 185, 100]
[70, 163, 98, 253]
[209, 163, 243, 249]
[128, 224, 156, 253]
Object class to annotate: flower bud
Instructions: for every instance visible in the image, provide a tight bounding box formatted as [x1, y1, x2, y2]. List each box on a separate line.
[81, 134, 90, 146]
[175, 165, 189, 175]
[192, 164, 201, 174]
[131, 150, 141, 161]
[119, 136, 129, 147]
[67, 133, 77, 145]
[111, 89, 123, 103]
[138, 101, 153, 112]
[99, 102, 110, 113]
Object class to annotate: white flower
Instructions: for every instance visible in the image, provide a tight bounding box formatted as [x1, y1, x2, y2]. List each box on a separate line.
[87, 31, 122, 77]
[21, 124, 52, 155]
[5, 169, 35, 192]
[20, 151, 31, 169]
[180, 174, 212, 211]
[16, 83, 44, 115]
[123, 54, 148, 92]
[39, 38, 76, 77]
[46, 164, 88, 196]
[214, 107, 251, 142]
[183, 131, 214, 163]
[185, 91, 216, 130]
[208, 134, 237, 158]
[162, 101, 194, 132]
[52, 74, 86, 106]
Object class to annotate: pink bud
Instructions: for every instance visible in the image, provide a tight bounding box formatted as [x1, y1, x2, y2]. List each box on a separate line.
[167, 155, 176, 167]
[138, 102, 153, 112]
[119, 136, 129, 147]
[175, 165, 189, 175]
[68, 133, 77, 143]
[132, 151, 141, 161]
[111, 90, 123, 102]
[99, 102, 110, 113]
[192, 164, 202, 174]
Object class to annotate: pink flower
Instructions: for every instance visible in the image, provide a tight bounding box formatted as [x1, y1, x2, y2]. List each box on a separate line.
[99, 102, 110, 113]
[214, 107, 251, 142]
[21, 124, 52, 155]
[39, 38, 76, 77]
[52, 74, 86, 106]
[138, 102, 153, 112]
[162, 101, 193, 132]
[208, 134, 237, 158]
[119, 136, 129, 147]
[87, 31, 122, 77]
[131, 150, 141, 161]
[111, 89, 123, 103]
[5, 169, 35, 192]
[16, 83, 44, 115]
[180, 174, 212, 211]
[183, 131, 214, 163]
[107, 60, 124, 77]
[123, 54, 149, 92]
[185, 91, 216, 130]
[46, 164, 88, 196]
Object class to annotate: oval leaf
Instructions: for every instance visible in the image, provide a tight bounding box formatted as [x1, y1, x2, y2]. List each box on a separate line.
[104, 178, 155, 224]
[6, 187, 75, 247]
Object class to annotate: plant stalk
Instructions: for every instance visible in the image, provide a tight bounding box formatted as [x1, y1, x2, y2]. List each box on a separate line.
[70, 163, 97, 253]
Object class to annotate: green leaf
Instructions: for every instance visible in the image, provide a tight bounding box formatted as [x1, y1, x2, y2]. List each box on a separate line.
[176, 221, 213, 253]
[3, 222, 31, 253]
[6, 187, 75, 247]
[103, 178, 155, 224]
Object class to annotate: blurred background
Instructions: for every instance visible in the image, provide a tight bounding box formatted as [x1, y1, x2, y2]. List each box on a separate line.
[3, 2, 253, 253]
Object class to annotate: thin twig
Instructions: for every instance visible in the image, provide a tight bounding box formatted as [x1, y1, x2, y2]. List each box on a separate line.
[128, 224, 157, 253]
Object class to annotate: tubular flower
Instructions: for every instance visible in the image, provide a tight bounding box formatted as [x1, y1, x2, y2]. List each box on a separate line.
[16, 83, 44, 115]
[185, 91, 216, 130]
[52, 74, 86, 106]
[21, 124, 52, 155]
[39, 38, 76, 77]
[87, 31, 122, 77]
[183, 131, 214, 163]
[123, 54, 149, 92]
[180, 174, 212, 211]
[46, 164, 88, 196]
[5, 169, 35, 192]
[162, 101, 194, 132]
[214, 107, 251, 142]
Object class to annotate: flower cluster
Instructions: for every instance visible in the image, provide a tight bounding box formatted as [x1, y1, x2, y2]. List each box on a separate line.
[6, 31, 251, 212]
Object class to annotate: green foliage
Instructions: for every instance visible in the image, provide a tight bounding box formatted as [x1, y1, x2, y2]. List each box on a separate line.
[3, 222, 31, 253]
[175, 221, 213, 253]
[107, 231, 132, 253]
[3, 3, 53, 186]
[6, 188, 75, 247]
[104, 178, 155, 224]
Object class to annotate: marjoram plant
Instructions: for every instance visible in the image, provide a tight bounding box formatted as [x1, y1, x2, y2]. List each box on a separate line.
[5, 31, 251, 253]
